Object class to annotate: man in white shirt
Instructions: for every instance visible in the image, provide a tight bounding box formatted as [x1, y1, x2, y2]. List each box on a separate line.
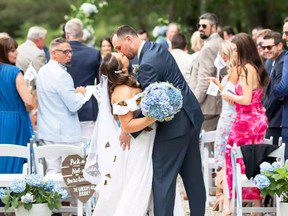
[37, 37, 86, 174]
[170, 33, 194, 83]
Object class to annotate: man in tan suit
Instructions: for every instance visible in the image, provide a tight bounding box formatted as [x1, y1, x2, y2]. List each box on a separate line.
[189, 13, 225, 131]
[16, 26, 47, 74]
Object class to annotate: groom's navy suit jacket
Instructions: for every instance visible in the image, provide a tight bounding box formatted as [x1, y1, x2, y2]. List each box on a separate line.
[138, 41, 204, 140]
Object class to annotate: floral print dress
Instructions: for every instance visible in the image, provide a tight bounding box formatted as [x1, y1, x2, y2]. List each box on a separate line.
[225, 81, 268, 200]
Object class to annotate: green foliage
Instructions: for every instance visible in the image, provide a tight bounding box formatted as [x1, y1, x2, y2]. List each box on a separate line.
[0, 176, 67, 211]
[259, 164, 288, 202]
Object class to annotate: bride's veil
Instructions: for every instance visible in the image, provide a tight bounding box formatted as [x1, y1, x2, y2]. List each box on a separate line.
[84, 75, 122, 200]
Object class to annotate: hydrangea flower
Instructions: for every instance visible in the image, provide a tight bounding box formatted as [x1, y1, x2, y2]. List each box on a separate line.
[260, 162, 274, 173]
[21, 193, 33, 204]
[141, 82, 183, 122]
[80, 3, 98, 15]
[53, 185, 69, 199]
[44, 179, 55, 192]
[285, 159, 288, 165]
[253, 174, 271, 189]
[25, 174, 44, 187]
[0, 188, 5, 199]
[152, 26, 167, 38]
[9, 179, 26, 193]
[272, 161, 282, 169]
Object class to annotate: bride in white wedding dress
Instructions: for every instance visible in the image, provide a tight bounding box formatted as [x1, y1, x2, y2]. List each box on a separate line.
[84, 53, 184, 216]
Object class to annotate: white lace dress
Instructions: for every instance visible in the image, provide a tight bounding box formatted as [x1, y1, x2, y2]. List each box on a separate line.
[86, 77, 184, 216]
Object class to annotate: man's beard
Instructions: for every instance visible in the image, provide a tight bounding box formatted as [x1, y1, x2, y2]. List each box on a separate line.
[200, 33, 209, 40]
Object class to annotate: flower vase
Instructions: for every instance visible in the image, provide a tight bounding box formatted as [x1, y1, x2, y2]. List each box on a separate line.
[15, 203, 52, 216]
[279, 202, 288, 216]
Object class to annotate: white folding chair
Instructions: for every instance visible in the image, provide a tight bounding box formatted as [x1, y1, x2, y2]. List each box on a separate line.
[0, 143, 31, 186]
[33, 144, 85, 216]
[231, 143, 285, 215]
[200, 130, 217, 206]
[0, 143, 31, 213]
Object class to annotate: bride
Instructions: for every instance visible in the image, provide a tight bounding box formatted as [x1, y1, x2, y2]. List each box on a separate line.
[84, 52, 185, 216]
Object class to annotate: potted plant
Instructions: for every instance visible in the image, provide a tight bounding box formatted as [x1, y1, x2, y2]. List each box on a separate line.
[0, 174, 68, 216]
[253, 160, 288, 214]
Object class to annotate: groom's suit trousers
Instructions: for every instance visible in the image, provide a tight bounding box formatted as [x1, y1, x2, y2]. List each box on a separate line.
[152, 122, 206, 216]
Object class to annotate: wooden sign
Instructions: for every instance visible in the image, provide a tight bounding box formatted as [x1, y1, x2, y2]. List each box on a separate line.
[61, 154, 96, 203]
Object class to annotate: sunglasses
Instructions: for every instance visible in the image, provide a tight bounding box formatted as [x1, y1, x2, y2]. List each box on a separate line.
[261, 43, 279, 51]
[55, 49, 73, 55]
[283, 31, 288, 36]
[197, 24, 207, 29]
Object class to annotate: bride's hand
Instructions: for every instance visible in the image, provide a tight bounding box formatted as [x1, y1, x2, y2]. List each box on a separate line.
[119, 130, 131, 151]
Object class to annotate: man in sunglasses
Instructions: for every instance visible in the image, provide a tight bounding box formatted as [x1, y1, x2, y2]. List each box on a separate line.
[190, 12, 226, 131]
[36, 37, 87, 174]
[271, 17, 288, 159]
[262, 31, 286, 146]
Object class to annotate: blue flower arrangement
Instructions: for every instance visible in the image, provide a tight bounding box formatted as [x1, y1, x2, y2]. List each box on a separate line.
[1, 174, 68, 211]
[141, 82, 183, 122]
[253, 160, 288, 202]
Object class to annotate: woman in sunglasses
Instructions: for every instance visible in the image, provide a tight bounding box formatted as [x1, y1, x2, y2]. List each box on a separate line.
[221, 33, 269, 215]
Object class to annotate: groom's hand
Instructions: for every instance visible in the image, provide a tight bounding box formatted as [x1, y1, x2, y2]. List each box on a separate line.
[119, 130, 131, 151]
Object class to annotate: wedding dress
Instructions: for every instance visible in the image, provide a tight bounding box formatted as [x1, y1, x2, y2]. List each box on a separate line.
[84, 75, 185, 216]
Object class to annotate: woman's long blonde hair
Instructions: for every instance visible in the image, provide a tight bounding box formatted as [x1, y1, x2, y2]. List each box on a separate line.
[220, 40, 234, 72]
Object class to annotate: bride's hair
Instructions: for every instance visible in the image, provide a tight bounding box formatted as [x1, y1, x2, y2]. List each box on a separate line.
[99, 53, 139, 99]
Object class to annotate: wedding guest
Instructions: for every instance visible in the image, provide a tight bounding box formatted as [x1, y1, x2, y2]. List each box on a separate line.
[221, 33, 269, 215]
[255, 29, 272, 61]
[271, 17, 288, 159]
[100, 37, 113, 58]
[0, 37, 34, 174]
[16, 26, 47, 74]
[262, 31, 286, 146]
[190, 12, 226, 131]
[0, 32, 10, 39]
[65, 18, 101, 142]
[252, 26, 263, 42]
[170, 33, 193, 83]
[137, 29, 149, 41]
[156, 22, 179, 50]
[222, 26, 235, 41]
[206, 41, 237, 213]
[36, 38, 86, 174]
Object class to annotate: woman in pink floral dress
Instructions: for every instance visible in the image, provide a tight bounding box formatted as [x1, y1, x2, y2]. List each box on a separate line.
[221, 33, 269, 215]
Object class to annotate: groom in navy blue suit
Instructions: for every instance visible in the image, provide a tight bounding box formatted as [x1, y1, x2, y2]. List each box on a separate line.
[112, 25, 206, 216]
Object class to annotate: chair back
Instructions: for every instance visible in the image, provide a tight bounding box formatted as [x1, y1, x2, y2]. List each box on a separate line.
[0, 143, 31, 174]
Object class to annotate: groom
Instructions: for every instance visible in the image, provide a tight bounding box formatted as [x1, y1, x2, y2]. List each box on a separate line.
[112, 25, 206, 216]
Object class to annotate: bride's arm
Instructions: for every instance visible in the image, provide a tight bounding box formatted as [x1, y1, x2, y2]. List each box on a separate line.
[118, 113, 155, 134]
[112, 85, 156, 134]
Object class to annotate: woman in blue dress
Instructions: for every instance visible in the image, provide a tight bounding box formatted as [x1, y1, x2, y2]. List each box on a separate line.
[0, 36, 35, 174]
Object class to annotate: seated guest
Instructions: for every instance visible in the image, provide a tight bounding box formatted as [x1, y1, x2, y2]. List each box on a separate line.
[0, 37, 34, 174]
[36, 38, 86, 174]
[262, 31, 286, 146]
[170, 33, 194, 83]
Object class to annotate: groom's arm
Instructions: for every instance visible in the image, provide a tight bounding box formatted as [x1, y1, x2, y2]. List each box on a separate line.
[130, 63, 159, 139]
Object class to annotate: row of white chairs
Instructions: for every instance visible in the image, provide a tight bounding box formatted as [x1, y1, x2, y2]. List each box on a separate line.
[0, 138, 86, 215]
[200, 130, 285, 215]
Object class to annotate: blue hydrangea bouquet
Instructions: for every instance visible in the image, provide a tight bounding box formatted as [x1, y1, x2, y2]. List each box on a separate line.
[0, 174, 68, 211]
[140, 82, 183, 122]
[253, 160, 288, 202]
